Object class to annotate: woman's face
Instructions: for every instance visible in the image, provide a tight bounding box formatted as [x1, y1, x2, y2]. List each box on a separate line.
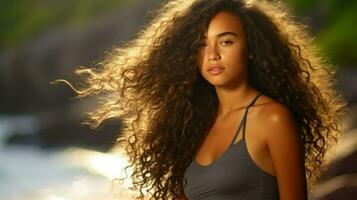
[197, 11, 249, 88]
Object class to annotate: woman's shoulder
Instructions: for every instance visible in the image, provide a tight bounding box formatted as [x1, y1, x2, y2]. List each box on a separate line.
[255, 94, 293, 122]
[254, 94, 300, 143]
[254, 94, 297, 136]
[256, 95, 307, 199]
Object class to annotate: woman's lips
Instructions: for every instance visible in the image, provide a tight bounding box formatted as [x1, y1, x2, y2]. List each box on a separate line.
[207, 66, 225, 75]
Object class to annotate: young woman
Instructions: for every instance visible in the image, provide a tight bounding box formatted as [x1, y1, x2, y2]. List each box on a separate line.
[61, 0, 347, 199]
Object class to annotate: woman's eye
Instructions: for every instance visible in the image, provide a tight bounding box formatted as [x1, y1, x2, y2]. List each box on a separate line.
[221, 40, 233, 45]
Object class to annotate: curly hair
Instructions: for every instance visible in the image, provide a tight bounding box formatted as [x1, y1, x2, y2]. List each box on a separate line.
[56, 0, 348, 199]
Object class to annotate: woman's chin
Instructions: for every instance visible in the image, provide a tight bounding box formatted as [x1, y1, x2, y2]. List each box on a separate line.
[207, 79, 228, 87]
[206, 78, 241, 89]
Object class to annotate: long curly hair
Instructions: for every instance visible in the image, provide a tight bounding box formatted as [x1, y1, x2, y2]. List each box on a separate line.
[57, 0, 348, 199]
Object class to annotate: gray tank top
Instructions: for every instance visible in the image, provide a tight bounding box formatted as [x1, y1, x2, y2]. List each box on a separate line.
[183, 93, 279, 200]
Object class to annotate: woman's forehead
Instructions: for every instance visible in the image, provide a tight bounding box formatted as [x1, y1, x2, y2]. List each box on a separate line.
[204, 11, 245, 38]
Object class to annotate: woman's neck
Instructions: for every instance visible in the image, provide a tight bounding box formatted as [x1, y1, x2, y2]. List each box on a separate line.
[215, 83, 257, 119]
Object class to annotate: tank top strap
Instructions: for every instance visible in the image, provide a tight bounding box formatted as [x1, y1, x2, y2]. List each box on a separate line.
[242, 93, 262, 141]
[229, 93, 262, 147]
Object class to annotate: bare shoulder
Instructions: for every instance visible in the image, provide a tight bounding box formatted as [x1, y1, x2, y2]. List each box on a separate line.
[255, 95, 307, 199]
[253, 94, 299, 143]
[255, 95, 295, 125]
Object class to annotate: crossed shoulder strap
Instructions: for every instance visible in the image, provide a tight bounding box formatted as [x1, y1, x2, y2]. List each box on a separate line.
[229, 93, 262, 147]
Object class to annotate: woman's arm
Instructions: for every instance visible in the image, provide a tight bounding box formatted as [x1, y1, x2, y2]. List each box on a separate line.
[265, 104, 308, 200]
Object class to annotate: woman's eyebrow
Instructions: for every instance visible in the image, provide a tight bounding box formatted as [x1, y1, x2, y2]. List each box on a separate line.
[204, 31, 238, 39]
[217, 31, 238, 38]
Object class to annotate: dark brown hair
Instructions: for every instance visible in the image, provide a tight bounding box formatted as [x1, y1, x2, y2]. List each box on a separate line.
[57, 0, 348, 199]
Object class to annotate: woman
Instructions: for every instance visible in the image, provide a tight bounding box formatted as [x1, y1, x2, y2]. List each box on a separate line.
[59, 0, 347, 199]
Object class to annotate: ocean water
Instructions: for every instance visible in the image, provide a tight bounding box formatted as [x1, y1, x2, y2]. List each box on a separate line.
[0, 118, 137, 200]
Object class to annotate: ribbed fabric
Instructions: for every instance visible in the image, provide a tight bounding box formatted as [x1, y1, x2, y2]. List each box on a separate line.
[183, 93, 279, 200]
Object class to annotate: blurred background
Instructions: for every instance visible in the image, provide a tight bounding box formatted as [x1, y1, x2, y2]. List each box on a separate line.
[0, 0, 356, 199]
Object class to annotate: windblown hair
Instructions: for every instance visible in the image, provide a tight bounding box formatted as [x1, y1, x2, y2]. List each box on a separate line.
[59, 0, 347, 199]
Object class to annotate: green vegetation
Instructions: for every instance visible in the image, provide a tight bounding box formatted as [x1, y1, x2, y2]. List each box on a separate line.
[0, 0, 356, 66]
[0, 0, 134, 48]
[288, 0, 357, 66]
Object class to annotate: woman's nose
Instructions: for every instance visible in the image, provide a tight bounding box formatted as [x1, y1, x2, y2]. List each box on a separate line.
[207, 46, 220, 61]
